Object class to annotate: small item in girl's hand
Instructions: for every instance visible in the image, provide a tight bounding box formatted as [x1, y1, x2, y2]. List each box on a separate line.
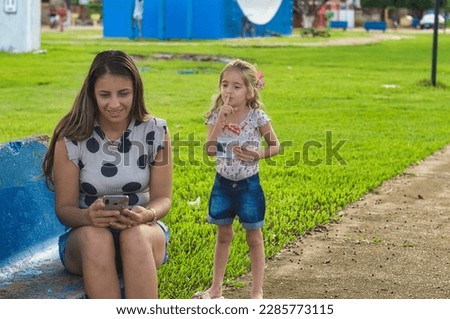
[226, 123, 241, 135]
[216, 138, 239, 159]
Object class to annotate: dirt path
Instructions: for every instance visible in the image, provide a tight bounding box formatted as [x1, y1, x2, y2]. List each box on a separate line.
[224, 145, 450, 299]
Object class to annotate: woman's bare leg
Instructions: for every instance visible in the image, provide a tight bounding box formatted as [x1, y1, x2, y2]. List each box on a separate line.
[64, 226, 121, 298]
[120, 224, 166, 298]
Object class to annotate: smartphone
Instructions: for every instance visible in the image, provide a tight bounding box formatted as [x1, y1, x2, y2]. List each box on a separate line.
[103, 195, 129, 211]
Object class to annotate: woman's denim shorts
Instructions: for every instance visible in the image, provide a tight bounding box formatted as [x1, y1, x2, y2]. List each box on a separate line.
[208, 173, 266, 230]
[58, 221, 170, 272]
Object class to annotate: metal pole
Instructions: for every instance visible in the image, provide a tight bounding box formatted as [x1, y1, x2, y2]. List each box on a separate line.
[444, 8, 447, 34]
[431, 0, 440, 86]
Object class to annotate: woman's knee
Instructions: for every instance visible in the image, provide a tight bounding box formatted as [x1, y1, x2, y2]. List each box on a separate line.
[65, 227, 115, 273]
[120, 225, 165, 255]
[76, 226, 114, 250]
[120, 225, 167, 267]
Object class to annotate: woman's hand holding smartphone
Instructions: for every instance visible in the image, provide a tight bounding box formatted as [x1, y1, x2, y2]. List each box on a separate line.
[103, 195, 129, 211]
[102, 195, 133, 229]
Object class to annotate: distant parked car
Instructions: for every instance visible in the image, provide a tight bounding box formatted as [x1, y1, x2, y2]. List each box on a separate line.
[419, 14, 445, 29]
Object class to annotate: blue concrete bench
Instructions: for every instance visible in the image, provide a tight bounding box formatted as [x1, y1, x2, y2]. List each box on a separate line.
[364, 21, 387, 32]
[0, 136, 84, 298]
[330, 21, 348, 30]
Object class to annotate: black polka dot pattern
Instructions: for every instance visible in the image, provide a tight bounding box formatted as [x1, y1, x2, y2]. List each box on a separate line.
[146, 131, 155, 145]
[66, 118, 167, 209]
[137, 154, 148, 169]
[101, 163, 118, 177]
[122, 182, 142, 192]
[84, 195, 98, 207]
[86, 137, 100, 153]
[127, 193, 139, 206]
[81, 182, 97, 195]
[118, 138, 132, 153]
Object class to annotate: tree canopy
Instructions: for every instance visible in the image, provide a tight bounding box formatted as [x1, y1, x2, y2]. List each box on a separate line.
[361, 0, 445, 11]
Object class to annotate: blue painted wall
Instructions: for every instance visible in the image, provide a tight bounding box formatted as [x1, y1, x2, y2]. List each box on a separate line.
[0, 137, 64, 268]
[103, 0, 292, 40]
[103, 0, 134, 38]
[190, 0, 224, 39]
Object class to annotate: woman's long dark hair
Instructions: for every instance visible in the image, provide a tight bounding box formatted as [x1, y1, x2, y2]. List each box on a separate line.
[42, 50, 150, 190]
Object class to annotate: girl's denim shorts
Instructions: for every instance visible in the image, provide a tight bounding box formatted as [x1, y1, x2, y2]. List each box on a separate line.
[58, 220, 170, 272]
[208, 173, 266, 230]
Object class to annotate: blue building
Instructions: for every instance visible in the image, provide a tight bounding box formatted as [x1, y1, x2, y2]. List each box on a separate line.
[103, 0, 293, 40]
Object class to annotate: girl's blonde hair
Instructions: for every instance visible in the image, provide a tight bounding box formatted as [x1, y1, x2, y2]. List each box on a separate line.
[205, 59, 264, 119]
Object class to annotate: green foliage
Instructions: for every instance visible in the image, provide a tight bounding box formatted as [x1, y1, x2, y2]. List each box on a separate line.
[361, 0, 435, 10]
[87, 1, 102, 15]
[361, 0, 393, 8]
[1, 29, 450, 298]
[361, 0, 449, 11]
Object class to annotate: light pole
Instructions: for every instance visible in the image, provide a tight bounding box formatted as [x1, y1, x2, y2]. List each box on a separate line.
[431, 0, 440, 86]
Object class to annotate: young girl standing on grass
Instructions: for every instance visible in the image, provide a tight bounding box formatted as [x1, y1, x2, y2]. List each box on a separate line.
[193, 59, 280, 299]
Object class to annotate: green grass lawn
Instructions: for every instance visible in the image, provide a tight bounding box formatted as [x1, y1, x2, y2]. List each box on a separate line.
[1, 28, 450, 298]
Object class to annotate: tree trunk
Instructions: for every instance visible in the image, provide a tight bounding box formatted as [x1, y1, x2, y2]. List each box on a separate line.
[302, 13, 315, 28]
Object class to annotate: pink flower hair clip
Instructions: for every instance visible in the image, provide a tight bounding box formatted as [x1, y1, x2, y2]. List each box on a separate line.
[256, 71, 265, 90]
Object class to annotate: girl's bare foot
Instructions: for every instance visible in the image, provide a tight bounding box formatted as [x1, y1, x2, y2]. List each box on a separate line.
[251, 291, 263, 299]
